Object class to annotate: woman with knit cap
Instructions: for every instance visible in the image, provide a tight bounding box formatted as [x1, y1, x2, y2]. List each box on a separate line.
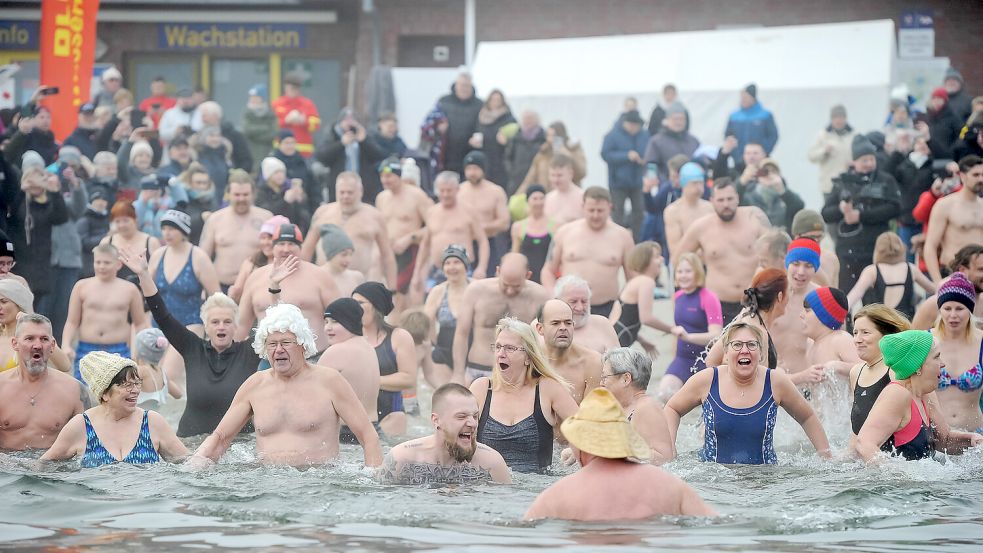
[41, 351, 188, 467]
[932, 272, 983, 431]
[0, 280, 71, 373]
[855, 330, 982, 462]
[847, 232, 936, 319]
[848, 304, 910, 444]
[256, 156, 310, 232]
[135, 327, 183, 411]
[423, 245, 471, 385]
[227, 215, 289, 302]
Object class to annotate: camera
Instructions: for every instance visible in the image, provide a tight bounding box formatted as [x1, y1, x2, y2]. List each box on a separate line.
[932, 159, 954, 180]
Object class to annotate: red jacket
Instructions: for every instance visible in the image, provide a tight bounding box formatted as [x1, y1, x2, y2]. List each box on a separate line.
[139, 95, 177, 128]
[272, 95, 321, 158]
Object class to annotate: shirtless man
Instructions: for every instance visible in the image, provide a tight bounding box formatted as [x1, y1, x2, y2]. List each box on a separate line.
[62, 244, 148, 379]
[791, 210, 840, 288]
[663, 161, 713, 258]
[458, 151, 510, 273]
[755, 230, 791, 273]
[674, 177, 770, 325]
[543, 155, 584, 226]
[453, 253, 549, 384]
[237, 224, 340, 353]
[375, 157, 433, 310]
[554, 276, 619, 354]
[770, 239, 819, 383]
[413, 171, 489, 291]
[318, 224, 365, 298]
[318, 298, 379, 431]
[536, 299, 602, 403]
[542, 187, 635, 318]
[924, 155, 983, 282]
[912, 245, 983, 329]
[801, 287, 857, 379]
[0, 314, 89, 450]
[301, 171, 397, 289]
[199, 172, 273, 291]
[524, 388, 715, 521]
[379, 383, 511, 485]
[191, 304, 382, 467]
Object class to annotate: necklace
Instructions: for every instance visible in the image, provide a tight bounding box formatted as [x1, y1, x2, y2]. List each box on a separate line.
[27, 386, 42, 406]
[735, 370, 758, 398]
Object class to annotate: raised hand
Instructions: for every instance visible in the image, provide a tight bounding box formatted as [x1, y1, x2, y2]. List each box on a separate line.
[270, 255, 300, 287]
[118, 248, 150, 276]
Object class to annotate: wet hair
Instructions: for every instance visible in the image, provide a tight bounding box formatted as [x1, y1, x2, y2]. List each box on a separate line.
[110, 200, 137, 221]
[549, 153, 574, 170]
[431, 383, 473, 414]
[675, 252, 706, 288]
[92, 243, 119, 258]
[554, 275, 591, 301]
[602, 347, 653, 390]
[720, 322, 765, 351]
[951, 244, 983, 274]
[873, 232, 906, 264]
[583, 186, 611, 203]
[667, 154, 689, 175]
[713, 176, 736, 192]
[853, 303, 910, 336]
[958, 155, 982, 173]
[626, 241, 662, 273]
[15, 313, 52, 337]
[251, 303, 317, 359]
[743, 268, 788, 315]
[201, 292, 239, 330]
[492, 317, 571, 392]
[399, 308, 432, 345]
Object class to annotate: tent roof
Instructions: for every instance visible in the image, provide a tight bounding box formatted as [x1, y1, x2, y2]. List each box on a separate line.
[472, 20, 895, 97]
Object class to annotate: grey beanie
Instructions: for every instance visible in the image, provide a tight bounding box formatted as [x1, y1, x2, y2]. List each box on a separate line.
[665, 101, 686, 116]
[0, 279, 34, 314]
[320, 224, 354, 260]
[135, 328, 168, 364]
[944, 67, 964, 85]
[851, 134, 877, 160]
[21, 151, 45, 172]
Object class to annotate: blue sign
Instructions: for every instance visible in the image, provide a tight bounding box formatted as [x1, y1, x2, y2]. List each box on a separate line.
[900, 11, 934, 30]
[159, 23, 306, 50]
[0, 20, 39, 51]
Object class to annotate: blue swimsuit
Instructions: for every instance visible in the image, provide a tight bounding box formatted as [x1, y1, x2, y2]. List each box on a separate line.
[81, 410, 160, 468]
[154, 248, 204, 326]
[700, 366, 779, 465]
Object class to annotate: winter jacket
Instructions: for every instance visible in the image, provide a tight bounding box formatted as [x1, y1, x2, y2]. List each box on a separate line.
[133, 196, 175, 239]
[9, 191, 68, 295]
[221, 122, 253, 174]
[51, 175, 88, 269]
[744, 181, 804, 232]
[807, 125, 856, 195]
[62, 126, 100, 160]
[85, 177, 121, 207]
[505, 127, 545, 195]
[601, 125, 650, 191]
[893, 153, 934, 226]
[116, 139, 164, 191]
[76, 207, 110, 278]
[643, 129, 700, 181]
[476, 109, 516, 189]
[724, 101, 779, 158]
[953, 134, 983, 161]
[242, 107, 278, 173]
[927, 104, 962, 159]
[271, 95, 321, 158]
[436, 85, 483, 174]
[948, 89, 974, 124]
[273, 148, 319, 216]
[3, 128, 59, 167]
[195, 144, 231, 203]
[0, 156, 19, 237]
[315, 126, 385, 204]
[255, 183, 311, 234]
[159, 106, 194, 143]
[647, 104, 690, 135]
[821, 169, 901, 257]
[368, 132, 408, 159]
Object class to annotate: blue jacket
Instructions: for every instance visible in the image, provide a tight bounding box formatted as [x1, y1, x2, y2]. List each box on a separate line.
[725, 102, 779, 158]
[601, 126, 650, 190]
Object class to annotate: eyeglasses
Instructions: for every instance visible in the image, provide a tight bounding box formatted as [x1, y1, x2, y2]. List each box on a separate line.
[490, 344, 525, 354]
[265, 339, 298, 351]
[728, 340, 760, 352]
[116, 380, 143, 391]
[599, 371, 623, 382]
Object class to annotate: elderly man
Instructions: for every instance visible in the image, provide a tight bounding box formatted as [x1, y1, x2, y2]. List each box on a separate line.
[301, 172, 397, 289]
[380, 383, 511, 484]
[199, 172, 273, 292]
[536, 299, 602, 403]
[524, 388, 715, 521]
[237, 224, 340, 353]
[192, 303, 382, 467]
[452, 253, 549, 384]
[553, 276, 619, 354]
[541, 187, 635, 318]
[0, 314, 89, 450]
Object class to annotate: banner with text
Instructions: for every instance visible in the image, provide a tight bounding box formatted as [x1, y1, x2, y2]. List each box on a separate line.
[40, 0, 101, 141]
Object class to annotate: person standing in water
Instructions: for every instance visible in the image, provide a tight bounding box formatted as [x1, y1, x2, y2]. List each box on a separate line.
[510, 184, 555, 284]
[931, 273, 983, 432]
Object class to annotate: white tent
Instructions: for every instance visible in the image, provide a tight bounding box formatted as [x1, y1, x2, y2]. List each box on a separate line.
[471, 20, 896, 210]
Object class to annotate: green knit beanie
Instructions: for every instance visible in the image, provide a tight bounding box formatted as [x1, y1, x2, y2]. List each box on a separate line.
[879, 330, 934, 380]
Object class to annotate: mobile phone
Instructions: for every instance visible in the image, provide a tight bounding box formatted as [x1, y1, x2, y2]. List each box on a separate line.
[130, 109, 146, 129]
[552, 136, 564, 150]
[39, 87, 59, 96]
[646, 163, 658, 179]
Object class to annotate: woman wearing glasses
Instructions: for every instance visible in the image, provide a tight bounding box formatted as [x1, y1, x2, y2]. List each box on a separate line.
[471, 317, 578, 473]
[42, 351, 187, 467]
[665, 323, 831, 464]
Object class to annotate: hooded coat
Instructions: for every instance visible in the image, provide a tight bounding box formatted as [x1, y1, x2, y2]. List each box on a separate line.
[436, 84, 483, 175]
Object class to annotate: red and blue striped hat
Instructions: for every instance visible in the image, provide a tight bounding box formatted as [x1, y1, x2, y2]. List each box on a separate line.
[785, 237, 821, 270]
[804, 287, 849, 330]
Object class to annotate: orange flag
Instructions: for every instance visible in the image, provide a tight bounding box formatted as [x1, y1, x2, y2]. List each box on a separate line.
[39, 0, 101, 141]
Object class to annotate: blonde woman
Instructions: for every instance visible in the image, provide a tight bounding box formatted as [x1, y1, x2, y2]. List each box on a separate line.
[847, 231, 936, 319]
[932, 272, 983, 431]
[470, 317, 578, 473]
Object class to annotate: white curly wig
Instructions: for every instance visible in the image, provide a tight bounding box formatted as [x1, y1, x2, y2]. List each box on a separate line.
[252, 303, 318, 359]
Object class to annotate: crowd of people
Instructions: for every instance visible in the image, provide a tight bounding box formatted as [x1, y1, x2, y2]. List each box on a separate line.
[1, 63, 983, 522]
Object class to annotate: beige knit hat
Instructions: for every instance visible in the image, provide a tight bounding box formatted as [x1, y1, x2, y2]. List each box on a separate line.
[79, 351, 137, 399]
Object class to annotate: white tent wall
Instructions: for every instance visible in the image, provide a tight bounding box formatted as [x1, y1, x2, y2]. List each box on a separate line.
[471, 20, 896, 213]
[391, 67, 460, 150]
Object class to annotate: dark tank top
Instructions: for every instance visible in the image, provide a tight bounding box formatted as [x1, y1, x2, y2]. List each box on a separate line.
[851, 362, 892, 435]
[615, 303, 641, 347]
[374, 330, 404, 419]
[476, 381, 553, 473]
[518, 219, 553, 284]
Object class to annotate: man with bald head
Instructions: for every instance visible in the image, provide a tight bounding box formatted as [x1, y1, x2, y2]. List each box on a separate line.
[301, 171, 397, 290]
[452, 253, 550, 384]
[536, 299, 603, 403]
[554, 275, 619, 354]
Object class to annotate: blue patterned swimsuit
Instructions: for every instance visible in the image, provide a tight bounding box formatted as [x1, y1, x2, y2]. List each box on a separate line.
[80, 410, 160, 468]
[699, 367, 778, 465]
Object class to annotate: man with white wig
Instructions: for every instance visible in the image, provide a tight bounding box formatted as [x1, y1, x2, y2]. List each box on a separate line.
[190, 303, 383, 467]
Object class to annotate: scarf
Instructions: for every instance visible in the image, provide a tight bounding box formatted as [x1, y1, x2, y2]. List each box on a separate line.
[908, 151, 929, 168]
[521, 126, 542, 142]
[478, 106, 509, 126]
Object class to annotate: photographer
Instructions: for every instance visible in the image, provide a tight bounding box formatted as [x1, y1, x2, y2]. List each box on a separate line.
[822, 134, 901, 292]
[315, 107, 384, 203]
[3, 86, 60, 167]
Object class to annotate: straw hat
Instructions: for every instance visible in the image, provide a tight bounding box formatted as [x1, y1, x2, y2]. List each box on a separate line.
[560, 388, 651, 461]
[79, 351, 137, 399]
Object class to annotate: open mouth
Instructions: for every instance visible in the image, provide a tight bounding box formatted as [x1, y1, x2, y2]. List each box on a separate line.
[498, 361, 510, 372]
[737, 357, 753, 366]
[31, 351, 43, 361]
[458, 430, 474, 441]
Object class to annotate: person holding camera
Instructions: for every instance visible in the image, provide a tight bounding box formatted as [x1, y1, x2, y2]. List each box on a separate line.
[821, 134, 901, 292]
[3, 87, 60, 167]
[923, 155, 983, 283]
[315, 107, 385, 204]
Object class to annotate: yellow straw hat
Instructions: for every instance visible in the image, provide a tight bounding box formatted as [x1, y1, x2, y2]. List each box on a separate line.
[79, 351, 137, 399]
[560, 388, 651, 461]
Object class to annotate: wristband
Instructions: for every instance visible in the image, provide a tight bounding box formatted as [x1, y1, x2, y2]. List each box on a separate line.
[268, 287, 281, 294]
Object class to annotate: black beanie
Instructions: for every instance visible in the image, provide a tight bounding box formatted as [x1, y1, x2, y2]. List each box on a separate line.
[463, 150, 486, 170]
[324, 298, 363, 336]
[353, 281, 394, 316]
[744, 83, 757, 99]
[851, 134, 877, 160]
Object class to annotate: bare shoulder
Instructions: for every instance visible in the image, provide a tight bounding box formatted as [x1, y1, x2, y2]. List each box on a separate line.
[474, 442, 507, 466]
[554, 219, 581, 238]
[311, 203, 334, 221]
[539, 377, 572, 398]
[469, 376, 491, 399]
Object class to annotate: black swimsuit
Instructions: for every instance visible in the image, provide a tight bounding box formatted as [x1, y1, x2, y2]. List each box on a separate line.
[476, 382, 553, 473]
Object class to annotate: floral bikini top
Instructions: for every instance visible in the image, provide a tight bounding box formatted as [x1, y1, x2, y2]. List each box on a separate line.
[937, 339, 983, 392]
